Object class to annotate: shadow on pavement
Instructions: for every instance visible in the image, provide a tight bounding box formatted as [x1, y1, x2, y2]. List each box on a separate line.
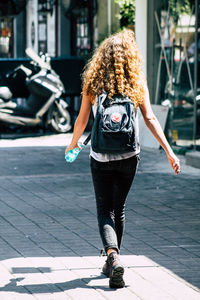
[0, 145, 199, 298]
[0, 274, 112, 294]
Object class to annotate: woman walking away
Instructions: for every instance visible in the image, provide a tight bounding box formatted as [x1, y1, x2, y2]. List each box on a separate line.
[65, 29, 180, 289]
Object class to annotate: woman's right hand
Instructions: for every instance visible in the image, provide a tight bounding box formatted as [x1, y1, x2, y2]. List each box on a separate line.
[166, 152, 180, 175]
[65, 143, 80, 155]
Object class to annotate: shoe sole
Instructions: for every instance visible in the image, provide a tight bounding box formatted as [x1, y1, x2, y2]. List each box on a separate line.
[109, 266, 125, 288]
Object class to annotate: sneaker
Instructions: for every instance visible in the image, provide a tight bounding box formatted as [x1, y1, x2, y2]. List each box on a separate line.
[102, 252, 125, 288]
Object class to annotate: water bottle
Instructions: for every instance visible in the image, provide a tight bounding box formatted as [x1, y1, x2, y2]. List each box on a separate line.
[65, 145, 82, 163]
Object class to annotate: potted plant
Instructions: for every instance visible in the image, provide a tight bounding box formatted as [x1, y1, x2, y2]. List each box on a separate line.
[114, 0, 135, 30]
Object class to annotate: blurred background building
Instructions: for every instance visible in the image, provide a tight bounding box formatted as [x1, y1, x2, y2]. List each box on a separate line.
[0, 0, 120, 58]
[0, 0, 199, 148]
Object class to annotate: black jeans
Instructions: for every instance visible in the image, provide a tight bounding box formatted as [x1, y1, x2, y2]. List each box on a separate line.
[90, 155, 139, 253]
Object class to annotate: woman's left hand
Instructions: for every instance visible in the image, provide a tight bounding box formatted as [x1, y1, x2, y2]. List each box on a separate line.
[167, 152, 181, 175]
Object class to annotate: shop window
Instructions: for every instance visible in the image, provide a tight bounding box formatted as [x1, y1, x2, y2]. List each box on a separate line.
[65, 0, 97, 58]
[0, 18, 13, 58]
[38, 13, 48, 53]
[38, 0, 48, 53]
[154, 1, 200, 143]
[75, 6, 91, 57]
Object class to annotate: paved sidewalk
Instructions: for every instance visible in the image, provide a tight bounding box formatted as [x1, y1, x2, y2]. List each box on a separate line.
[0, 134, 199, 299]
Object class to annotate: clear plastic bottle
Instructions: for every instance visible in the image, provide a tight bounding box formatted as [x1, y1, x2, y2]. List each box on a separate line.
[65, 145, 82, 163]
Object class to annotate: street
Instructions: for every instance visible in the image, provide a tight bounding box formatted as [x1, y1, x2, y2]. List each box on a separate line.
[0, 133, 199, 300]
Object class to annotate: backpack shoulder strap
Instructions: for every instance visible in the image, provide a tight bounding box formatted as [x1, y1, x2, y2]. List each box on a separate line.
[82, 93, 107, 146]
[98, 92, 107, 107]
[83, 132, 91, 146]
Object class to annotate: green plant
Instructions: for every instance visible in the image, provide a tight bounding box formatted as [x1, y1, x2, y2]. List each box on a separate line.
[114, 0, 135, 27]
[169, 0, 191, 20]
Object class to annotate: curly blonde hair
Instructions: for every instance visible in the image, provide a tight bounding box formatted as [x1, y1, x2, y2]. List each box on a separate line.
[82, 29, 145, 107]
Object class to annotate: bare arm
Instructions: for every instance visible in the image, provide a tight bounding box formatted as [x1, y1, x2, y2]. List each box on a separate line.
[65, 93, 92, 154]
[139, 84, 180, 175]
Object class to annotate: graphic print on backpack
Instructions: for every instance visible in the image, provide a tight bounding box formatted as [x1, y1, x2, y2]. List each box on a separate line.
[111, 112, 122, 123]
[91, 93, 137, 154]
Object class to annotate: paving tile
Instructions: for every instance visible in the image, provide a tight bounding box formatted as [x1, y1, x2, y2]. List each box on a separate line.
[0, 142, 200, 299]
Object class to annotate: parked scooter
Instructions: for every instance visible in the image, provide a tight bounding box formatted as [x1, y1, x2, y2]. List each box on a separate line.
[0, 48, 71, 133]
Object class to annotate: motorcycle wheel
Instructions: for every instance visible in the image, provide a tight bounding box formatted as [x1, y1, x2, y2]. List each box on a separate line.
[48, 101, 71, 133]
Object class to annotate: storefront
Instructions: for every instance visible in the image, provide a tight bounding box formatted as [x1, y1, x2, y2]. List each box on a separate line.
[0, 0, 98, 59]
[136, 0, 199, 146]
[0, 0, 99, 130]
[1, 0, 198, 142]
[0, 0, 26, 57]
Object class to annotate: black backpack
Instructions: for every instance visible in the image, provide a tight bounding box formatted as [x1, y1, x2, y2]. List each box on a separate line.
[90, 93, 137, 154]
